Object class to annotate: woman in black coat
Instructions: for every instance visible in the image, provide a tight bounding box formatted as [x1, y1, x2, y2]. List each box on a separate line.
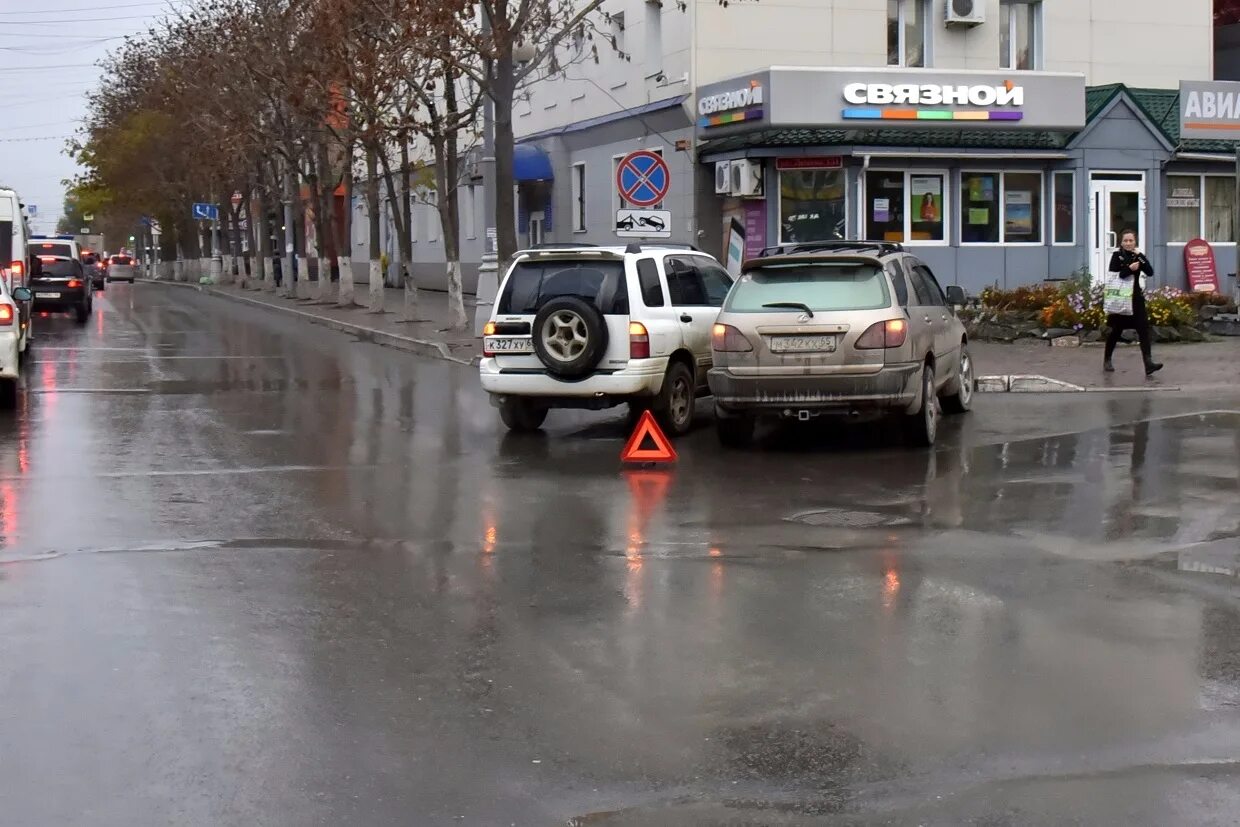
[1105, 230, 1163, 376]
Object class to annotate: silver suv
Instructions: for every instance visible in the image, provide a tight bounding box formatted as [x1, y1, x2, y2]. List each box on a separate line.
[480, 244, 733, 434]
[707, 242, 974, 448]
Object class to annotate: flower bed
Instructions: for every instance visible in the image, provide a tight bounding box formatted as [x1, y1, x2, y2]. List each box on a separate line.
[963, 279, 1236, 344]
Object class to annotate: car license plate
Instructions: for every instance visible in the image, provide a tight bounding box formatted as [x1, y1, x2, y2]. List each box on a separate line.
[35, 292, 60, 299]
[770, 335, 836, 353]
[485, 336, 533, 354]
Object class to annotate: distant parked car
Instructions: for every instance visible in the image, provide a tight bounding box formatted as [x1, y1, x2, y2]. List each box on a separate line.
[107, 255, 135, 283]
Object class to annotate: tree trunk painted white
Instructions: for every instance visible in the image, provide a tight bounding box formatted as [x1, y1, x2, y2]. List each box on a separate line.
[446, 260, 467, 329]
[266, 255, 278, 292]
[318, 257, 333, 301]
[337, 257, 354, 306]
[199, 257, 212, 282]
[368, 259, 384, 313]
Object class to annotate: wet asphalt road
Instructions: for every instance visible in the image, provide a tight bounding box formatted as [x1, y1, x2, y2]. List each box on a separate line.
[1, 283, 1239, 826]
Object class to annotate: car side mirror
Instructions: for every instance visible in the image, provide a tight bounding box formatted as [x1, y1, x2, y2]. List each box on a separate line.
[12, 287, 31, 302]
[945, 286, 967, 306]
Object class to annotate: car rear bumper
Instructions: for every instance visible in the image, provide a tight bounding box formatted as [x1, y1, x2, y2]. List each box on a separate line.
[480, 357, 667, 405]
[0, 331, 21, 379]
[709, 362, 922, 413]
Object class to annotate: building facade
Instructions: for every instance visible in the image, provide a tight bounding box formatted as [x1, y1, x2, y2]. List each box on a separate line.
[407, 0, 1225, 294]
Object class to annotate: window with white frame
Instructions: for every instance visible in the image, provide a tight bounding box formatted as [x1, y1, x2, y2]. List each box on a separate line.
[645, 0, 662, 71]
[960, 171, 1043, 244]
[887, 0, 929, 68]
[1052, 172, 1074, 245]
[1000, 1, 1042, 71]
[1167, 174, 1236, 243]
[865, 170, 947, 243]
[571, 163, 587, 232]
[609, 12, 626, 57]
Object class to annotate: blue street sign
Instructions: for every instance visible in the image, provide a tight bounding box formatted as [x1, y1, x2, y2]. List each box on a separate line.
[615, 150, 671, 208]
[192, 203, 219, 221]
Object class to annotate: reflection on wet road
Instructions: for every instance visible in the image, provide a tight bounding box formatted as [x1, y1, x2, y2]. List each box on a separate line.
[1, 284, 1238, 825]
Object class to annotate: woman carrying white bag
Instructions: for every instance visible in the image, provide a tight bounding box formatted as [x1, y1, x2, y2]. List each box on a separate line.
[1103, 230, 1163, 376]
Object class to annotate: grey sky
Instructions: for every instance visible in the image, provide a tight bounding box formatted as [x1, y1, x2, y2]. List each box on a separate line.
[0, 0, 182, 233]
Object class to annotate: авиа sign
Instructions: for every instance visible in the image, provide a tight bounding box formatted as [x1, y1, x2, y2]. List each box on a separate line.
[842, 80, 1024, 122]
[1180, 80, 1240, 140]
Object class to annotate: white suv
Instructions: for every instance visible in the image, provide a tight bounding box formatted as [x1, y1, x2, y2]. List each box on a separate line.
[480, 244, 734, 434]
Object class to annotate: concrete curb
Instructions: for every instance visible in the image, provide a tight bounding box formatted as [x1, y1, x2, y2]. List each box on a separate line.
[976, 373, 1182, 394]
[139, 279, 479, 367]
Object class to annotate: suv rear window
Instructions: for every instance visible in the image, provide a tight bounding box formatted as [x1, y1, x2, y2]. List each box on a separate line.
[34, 242, 72, 258]
[111, 256, 132, 265]
[498, 259, 629, 315]
[35, 258, 79, 278]
[726, 263, 891, 312]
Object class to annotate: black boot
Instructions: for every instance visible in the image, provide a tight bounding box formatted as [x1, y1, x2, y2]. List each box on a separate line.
[1145, 360, 1163, 376]
[1103, 359, 1115, 373]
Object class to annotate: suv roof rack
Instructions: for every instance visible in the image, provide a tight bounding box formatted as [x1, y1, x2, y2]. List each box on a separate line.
[527, 242, 598, 250]
[623, 241, 702, 254]
[757, 240, 904, 258]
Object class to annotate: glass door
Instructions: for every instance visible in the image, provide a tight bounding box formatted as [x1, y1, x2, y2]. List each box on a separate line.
[1089, 175, 1145, 284]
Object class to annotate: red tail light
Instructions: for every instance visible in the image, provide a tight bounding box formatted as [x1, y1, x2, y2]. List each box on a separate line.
[10, 261, 23, 278]
[67, 279, 83, 289]
[712, 323, 753, 352]
[629, 321, 650, 359]
[0, 305, 14, 325]
[855, 318, 908, 350]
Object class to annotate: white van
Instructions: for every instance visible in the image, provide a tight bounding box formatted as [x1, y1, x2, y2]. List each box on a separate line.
[0, 188, 29, 291]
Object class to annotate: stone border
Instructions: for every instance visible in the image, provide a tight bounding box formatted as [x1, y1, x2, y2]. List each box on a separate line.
[139, 279, 479, 367]
[976, 374, 1182, 394]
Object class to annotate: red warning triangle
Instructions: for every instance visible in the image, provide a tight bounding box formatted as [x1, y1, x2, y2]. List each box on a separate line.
[621, 410, 678, 464]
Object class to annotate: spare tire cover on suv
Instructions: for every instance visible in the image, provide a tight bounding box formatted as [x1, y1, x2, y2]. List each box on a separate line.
[532, 296, 609, 378]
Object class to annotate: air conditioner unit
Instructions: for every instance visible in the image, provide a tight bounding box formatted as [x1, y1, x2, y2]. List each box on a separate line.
[730, 159, 763, 197]
[944, 0, 984, 27]
[714, 161, 732, 195]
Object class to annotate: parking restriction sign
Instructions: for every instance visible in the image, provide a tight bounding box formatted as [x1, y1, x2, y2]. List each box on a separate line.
[615, 150, 670, 208]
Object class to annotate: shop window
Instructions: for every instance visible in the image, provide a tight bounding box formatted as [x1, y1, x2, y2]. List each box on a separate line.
[959, 171, 1042, 244]
[779, 169, 847, 243]
[1168, 174, 1236, 243]
[866, 171, 945, 244]
[1001, 1, 1042, 71]
[1205, 177, 1235, 243]
[887, 0, 928, 68]
[1053, 172, 1074, 245]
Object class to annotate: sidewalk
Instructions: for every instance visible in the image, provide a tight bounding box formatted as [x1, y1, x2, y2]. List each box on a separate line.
[971, 338, 1240, 392]
[156, 279, 484, 366]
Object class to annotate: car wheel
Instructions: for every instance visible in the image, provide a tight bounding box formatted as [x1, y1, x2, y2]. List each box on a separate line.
[654, 361, 695, 437]
[75, 304, 89, 325]
[941, 344, 974, 415]
[715, 407, 755, 448]
[903, 364, 938, 447]
[497, 397, 548, 433]
[531, 296, 608, 378]
[0, 379, 17, 410]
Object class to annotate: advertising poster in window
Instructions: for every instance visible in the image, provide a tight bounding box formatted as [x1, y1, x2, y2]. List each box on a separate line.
[873, 198, 890, 223]
[1005, 190, 1033, 236]
[743, 200, 767, 261]
[911, 176, 941, 223]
